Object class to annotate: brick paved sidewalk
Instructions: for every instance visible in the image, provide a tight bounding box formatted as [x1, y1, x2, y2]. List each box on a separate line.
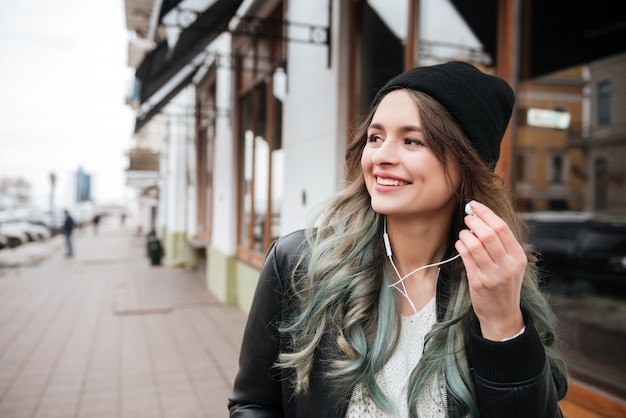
[0, 220, 246, 418]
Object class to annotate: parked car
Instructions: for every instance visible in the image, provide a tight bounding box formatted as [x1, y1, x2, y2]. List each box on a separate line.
[0, 221, 51, 247]
[0, 222, 30, 247]
[520, 212, 597, 283]
[568, 222, 626, 294]
[14, 221, 51, 241]
[28, 211, 65, 235]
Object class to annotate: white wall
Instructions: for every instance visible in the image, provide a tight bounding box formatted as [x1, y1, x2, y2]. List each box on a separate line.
[157, 124, 168, 234]
[185, 126, 197, 238]
[210, 33, 238, 255]
[164, 86, 194, 234]
[280, 0, 350, 234]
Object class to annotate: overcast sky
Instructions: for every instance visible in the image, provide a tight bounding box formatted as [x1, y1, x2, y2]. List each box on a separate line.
[0, 0, 135, 210]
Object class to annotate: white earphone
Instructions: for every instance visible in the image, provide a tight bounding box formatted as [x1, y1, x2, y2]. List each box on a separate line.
[384, 202, 473, 314]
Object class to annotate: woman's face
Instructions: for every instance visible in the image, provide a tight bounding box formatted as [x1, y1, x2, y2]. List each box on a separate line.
[361, 90, 459, 220]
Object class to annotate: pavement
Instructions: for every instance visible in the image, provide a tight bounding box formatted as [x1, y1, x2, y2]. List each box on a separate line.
[0, 219, 247, 418]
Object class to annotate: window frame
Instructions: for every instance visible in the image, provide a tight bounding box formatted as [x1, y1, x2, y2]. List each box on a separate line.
[548, 149, 567, 186]
[194, 66, 217, 243]
[234, 2, 286, 267]
[597, 80, 612, 125]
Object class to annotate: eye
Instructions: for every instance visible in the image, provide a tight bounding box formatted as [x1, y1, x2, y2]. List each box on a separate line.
[367, 134, 383, 143]
[405, 137, 425, 146]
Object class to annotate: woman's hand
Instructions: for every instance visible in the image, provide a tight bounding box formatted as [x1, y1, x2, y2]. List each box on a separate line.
[454, 200, 525, 341]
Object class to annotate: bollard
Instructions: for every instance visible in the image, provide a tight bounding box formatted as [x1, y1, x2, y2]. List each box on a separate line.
[146, 231, 164, 266]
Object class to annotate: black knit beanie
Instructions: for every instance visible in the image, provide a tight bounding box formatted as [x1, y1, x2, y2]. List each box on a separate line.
[372, 61, 515, 170]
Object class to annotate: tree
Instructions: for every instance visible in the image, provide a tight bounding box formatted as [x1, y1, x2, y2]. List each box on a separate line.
[0, 177, 32, 207]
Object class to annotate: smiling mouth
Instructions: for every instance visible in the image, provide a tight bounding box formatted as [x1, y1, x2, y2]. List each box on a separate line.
[376, 177, 409, 186]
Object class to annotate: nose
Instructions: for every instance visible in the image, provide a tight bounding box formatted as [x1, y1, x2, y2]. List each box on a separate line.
[371, 138, 400, 166]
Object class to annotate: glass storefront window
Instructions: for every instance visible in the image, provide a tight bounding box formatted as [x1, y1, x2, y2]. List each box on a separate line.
[239, 128, 254, 249]
[237, 73, 283, 260]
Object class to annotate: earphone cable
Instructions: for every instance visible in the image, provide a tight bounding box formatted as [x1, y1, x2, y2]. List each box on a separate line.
[383, 218, 461, 314]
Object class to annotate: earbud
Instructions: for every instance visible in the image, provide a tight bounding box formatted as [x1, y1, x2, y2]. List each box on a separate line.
[464, 202, 475, 216]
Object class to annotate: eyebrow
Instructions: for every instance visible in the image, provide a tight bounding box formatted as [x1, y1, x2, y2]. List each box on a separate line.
[368, 122, 423, 133]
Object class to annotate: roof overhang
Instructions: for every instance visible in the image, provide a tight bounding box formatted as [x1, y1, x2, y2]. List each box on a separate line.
[450, 0, 626, 79]
[134, 64, 198, 132]
[134, 0, 243, 114]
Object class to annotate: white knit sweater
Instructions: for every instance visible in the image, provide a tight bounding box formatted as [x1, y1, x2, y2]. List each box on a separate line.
[345, 297, 447, 417]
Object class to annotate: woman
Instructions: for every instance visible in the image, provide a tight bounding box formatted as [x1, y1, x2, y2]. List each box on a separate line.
[229, 61, 568, 417]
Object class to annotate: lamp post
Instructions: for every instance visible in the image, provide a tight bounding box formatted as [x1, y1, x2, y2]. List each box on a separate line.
[49, 172, 56, 215]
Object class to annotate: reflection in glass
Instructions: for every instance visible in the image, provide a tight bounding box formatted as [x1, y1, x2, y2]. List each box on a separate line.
[240, 129, 254, 248]
[253, 136, 269, 252]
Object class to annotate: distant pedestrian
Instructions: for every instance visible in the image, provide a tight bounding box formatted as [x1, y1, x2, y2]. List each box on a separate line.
[62, 210, 75, 257]
[93, 214, 101, 235]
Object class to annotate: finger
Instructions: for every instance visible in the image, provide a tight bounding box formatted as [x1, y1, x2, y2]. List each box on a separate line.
[456, 229, 493, 277]
[454, 237, 480, 274]
[463, 216, 506, 265]
[465, 201, 522, 258]
[456, 234, 499, 292]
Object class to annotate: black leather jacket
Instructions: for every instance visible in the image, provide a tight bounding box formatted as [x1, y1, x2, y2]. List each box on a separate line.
[229, 230, 564, 417]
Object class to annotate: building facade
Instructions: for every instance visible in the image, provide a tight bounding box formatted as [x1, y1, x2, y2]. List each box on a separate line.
[514, 65, 588, 212]
[123, 1, 626, 311]
[120, 0, 626, 410]
[586, 52, 626, 217]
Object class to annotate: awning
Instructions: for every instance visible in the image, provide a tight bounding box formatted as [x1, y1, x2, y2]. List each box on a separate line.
[134, 67, 198, 132]
[450, 0, 626, 79]
[134, 0, 243, 130]
[159, 0, 185, 20]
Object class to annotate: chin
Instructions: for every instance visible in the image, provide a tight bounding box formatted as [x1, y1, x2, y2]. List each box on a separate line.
[370, 202, 398, 216]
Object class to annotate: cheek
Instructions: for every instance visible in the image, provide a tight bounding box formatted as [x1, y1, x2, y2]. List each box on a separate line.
[446, 157, 460, 180]
[360, 150, 375, 193]
[443, 161, 461, 192]
[360, 149, 371, 173]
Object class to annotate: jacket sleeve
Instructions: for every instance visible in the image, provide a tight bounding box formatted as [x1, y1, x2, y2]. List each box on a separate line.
[469, 309, 563, 418]
[228, 231, 305, 417]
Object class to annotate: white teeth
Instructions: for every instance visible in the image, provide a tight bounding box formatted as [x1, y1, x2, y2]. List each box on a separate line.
[376, 177, 407, 186]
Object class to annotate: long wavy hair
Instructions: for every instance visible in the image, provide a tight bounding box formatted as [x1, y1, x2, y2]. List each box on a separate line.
[277, 89, 568, 417]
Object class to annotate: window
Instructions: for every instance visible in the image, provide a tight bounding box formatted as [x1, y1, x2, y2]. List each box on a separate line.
[195, 68, 217, 242]
[515, 149, 532, 184]
[238, 80, 283, 258]
[549, 151, 566, 185]
[349, 0, 489, 125]
[235, 3, 285, 263]
[352, 0, 407, 118]
[594, 158, 608, 210]
[598, 80, 612, 125]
